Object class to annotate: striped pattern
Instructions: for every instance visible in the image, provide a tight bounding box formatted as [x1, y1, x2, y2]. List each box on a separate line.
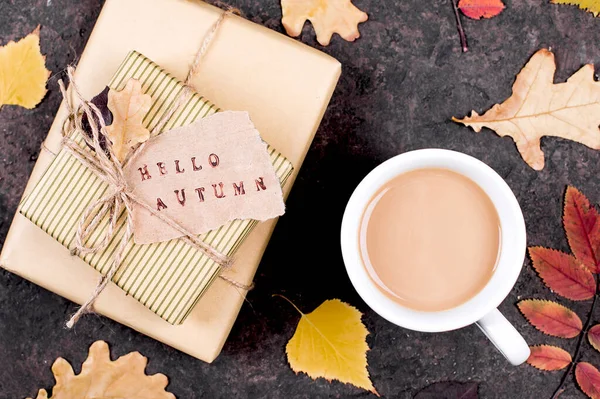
[19, 51, 293, 324]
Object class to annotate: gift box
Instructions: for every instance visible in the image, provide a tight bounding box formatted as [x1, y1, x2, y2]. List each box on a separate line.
[0, 0, 340, 362]
[19, 51, 294, 325]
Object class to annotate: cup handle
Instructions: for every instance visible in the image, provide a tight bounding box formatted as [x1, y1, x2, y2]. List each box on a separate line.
[475, 308, 530, 366]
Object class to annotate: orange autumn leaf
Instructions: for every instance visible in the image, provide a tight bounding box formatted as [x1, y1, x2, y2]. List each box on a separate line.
[26, 341, 174, 399]
[589, 325, 600, 353]
[281, 0, 368, 46]
[529, 247, 595, 301]
[527, 345, 572, 371]
[458, 0, 505, 19]
[453, 49, 600, 170]
[564, 186, 600, 273]
[577, 362, 600, 399]
[518, 299, 582, 338]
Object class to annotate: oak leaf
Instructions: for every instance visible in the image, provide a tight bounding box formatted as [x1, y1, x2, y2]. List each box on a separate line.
[564, 186, 600, 273]
[283, 297, 378, 395]
[458, 0, 505, 19]
[527, 345, 572, 371]
[589, 325, 600, 353]
[529, 247, 595, 301]
[518, 299, 582, 338]
[106, 78, 152, 163]
[551, 0, 600, 17]
[281, 0, 368, 46]
[577, 362, 600, 399]
[452, 49, 600, 170]
[0, 26, 50, 109]
[26, 341, 175, 399]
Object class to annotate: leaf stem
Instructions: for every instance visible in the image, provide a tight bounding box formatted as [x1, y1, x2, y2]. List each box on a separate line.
[551, 275, 599, 399]
[450, 0, 468, 52]
[272, 294, 305, 316]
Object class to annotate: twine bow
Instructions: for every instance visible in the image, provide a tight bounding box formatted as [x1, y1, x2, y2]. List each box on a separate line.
[57, 7, 248, 328]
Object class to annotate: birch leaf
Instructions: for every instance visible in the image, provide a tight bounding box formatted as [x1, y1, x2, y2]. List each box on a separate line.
[281, 0, 368, 46]
[26, 341, 174, 399]
[551, 0, 600, 17]
[283, 297, 378, 395]
[106, 78, 152, 163]
[0, 26, 50, 109]
[453, 49, 600, 170]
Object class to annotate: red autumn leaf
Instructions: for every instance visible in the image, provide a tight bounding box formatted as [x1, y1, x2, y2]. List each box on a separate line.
[589, 325, 600, 353]
[576, 362, 600, 399]
[564, 186, 600, 273]
[527, 345, 572, 371]
[518, 299, 582, 338]
[529, 247, 595, 301]
[458, 0, 505, 20]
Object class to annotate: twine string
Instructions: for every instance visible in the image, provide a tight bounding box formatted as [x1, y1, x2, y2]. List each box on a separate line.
[60, 8, 250, 328]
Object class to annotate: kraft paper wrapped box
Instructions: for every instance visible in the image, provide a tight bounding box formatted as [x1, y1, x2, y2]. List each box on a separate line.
[0, 0, 340, 362]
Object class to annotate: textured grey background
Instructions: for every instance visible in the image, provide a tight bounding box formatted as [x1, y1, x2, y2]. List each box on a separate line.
[1, 0, 600, 398]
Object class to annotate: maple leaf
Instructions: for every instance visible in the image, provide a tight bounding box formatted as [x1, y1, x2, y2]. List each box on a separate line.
[414, 381, 478, 398]
[0, 26, 50, 109]
[458, 0, 505, 19]
[527, 345, 572, 371]
[564, 186, 600, 273]
[577, 362, 600, 399]
[106, 78, 152, 163]
[518, 299, 582, 338]
[589, 325, 600, 353]
[529, 247, 595, 301]
[551, 0, 600, 17]
[452, 49, 600, 170]
[26, 341, 175, 399]
[281, 297, 378, 395]
[281, 0, 368, 46]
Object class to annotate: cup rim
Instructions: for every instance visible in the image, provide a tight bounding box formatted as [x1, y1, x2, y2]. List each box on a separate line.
[340, 149, 527, 332]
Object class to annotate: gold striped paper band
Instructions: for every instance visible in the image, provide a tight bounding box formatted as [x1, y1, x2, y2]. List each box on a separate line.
[20, 51, 294, 325]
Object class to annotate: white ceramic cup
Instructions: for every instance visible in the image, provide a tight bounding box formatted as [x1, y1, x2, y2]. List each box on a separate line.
[340, 149, 530, 366]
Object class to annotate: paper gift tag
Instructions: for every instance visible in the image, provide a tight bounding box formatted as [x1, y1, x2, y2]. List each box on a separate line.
[124, 111, 285, 244]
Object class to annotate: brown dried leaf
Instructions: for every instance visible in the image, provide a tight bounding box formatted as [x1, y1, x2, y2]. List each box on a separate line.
[453, 49, 600, 170]
[27, 341, 174, 399]
[106, 78, 152, 162]
[281, 0, 368, 46]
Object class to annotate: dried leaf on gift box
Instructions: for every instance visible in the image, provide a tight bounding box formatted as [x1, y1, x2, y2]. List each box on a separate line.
[81, 86, 112, 153]
[527, 345, 572, 371]
[517, 299, 582, 338]
[458, 0, 505, 19]
[281, 0, 368, 46]
[26, 341, 175, 399]
[106, 78, 152, 162]
[453, 49, 600, 170]
[280, 297, 378, 396]
[0, 25, 50, 109]
[551, 0, 600, 16]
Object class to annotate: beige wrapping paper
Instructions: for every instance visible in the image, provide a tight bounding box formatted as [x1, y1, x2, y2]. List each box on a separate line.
[0, 0, 340, 362]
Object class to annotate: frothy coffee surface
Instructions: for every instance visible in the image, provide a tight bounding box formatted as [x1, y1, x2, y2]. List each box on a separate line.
[359, 168, 500, 312]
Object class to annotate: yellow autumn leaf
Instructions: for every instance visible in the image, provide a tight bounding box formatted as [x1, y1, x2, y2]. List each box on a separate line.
[282, 297, 378, 395]
[281, 0, 368, 46]
[0, 26, 50, 109]
[551, 0, 600, 16]
[26, 341, 175, 399]
[106, 78, 152, 162]
[452, 48, 600, 170]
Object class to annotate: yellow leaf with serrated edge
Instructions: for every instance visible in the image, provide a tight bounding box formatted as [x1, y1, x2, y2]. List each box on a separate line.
[26, 341, 175, 399]
[106, 78, 152, 162]
[283, 297, 378, 395]
[452, 49, 600, 170]
[551, 0, 600, 16]
[0, 26, 50, 109]
[281, 0, 368, 46]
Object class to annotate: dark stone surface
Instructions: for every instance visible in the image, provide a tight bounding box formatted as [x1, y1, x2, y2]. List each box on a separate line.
[1, 0, 600, 398]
